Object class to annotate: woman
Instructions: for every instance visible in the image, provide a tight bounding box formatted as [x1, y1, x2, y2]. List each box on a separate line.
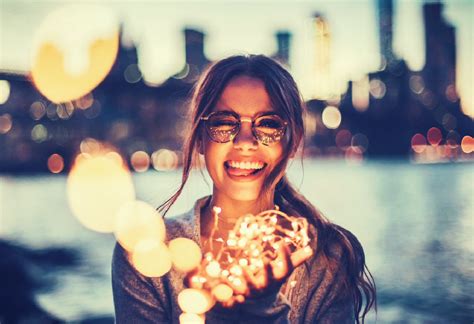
[112, 54, 376, 323]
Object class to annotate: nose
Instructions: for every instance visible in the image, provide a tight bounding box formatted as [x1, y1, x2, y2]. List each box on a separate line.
[233, 118, 258, 150]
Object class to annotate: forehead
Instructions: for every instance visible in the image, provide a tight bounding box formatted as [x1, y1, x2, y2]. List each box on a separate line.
[214, 75, 275, 116]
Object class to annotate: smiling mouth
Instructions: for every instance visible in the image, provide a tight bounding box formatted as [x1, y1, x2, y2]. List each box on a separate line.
[224, 160, 267, 177]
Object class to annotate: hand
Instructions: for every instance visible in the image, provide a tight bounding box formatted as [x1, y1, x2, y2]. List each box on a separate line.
[216, 244, 313, 308]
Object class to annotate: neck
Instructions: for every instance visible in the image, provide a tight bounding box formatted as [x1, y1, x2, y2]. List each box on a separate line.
[202, 191, 276, 236]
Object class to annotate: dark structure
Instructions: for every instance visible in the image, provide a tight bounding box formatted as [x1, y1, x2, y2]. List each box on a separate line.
[0, 1, 472, 173]
[306, 0, 472, 158]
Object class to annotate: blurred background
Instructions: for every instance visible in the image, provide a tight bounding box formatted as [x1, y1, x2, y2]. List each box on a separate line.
[0, 0, 473, 323]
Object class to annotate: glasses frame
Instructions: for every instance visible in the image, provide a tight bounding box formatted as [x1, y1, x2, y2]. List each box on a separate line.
[200, 110, 288, 146]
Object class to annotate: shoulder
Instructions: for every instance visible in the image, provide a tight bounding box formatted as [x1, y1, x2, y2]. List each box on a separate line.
[162, 195, 210, 242]
[164, 210, 195, 241]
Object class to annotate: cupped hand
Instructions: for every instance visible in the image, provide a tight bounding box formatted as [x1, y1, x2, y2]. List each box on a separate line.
[210, 245, 313, 308]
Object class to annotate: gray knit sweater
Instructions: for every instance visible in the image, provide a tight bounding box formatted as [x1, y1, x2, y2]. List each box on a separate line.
[112, 196, 356, 323]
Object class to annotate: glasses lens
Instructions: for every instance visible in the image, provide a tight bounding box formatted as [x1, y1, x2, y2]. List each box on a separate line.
[254, 115, 286, 145]
[206, 112, 239, 143]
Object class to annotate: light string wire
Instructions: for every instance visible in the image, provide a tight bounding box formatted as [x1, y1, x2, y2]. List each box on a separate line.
[187, 205, 312, 301]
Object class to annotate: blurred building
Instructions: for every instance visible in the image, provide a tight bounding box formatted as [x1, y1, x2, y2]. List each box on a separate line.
[0, 1, 472, 173]
[0, 28, 291, 173]
[306, 0, 473, 160]
[311, 13, 335, 100]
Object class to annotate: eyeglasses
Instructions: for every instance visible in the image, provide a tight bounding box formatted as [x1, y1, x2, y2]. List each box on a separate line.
[200, 111, 287, 146]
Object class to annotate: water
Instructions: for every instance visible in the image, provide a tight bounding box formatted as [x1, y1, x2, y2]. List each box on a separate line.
[1, 159, 473, 323]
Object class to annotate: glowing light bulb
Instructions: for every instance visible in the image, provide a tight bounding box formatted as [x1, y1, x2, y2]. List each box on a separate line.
[178, 289, 215, 314]
[179, 313, 205, 324]
[205, 261, 221, 278]
[114, 200, 166, 252]
[31, 5, 119, 103]
[169, 238, 202, 272]
[212, 284, 233, 302]
[67, 151, 135, 233]
[131, 239, 172, 277]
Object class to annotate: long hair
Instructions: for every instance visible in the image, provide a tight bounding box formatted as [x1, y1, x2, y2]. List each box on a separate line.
[158, 54, 376, 322]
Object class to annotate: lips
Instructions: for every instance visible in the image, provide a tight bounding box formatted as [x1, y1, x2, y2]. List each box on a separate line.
[224, 160, 266, 178]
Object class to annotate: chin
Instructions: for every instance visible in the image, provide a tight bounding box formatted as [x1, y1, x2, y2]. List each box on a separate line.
[225, 186, 261, 203]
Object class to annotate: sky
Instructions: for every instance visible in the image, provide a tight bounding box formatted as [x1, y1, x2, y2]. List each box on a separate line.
[0, 0, 472, 115]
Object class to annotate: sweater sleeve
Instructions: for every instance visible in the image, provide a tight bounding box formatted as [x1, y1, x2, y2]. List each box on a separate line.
[112, 243, 171, 323]
[301, 225, 362, 324]
[206, 286, 292, 324]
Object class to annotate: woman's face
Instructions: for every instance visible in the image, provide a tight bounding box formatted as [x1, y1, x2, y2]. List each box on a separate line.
[201, 75, 285, 202]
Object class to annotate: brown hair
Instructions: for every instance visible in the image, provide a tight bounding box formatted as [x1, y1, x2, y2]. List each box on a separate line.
[159, 54, 376, 322]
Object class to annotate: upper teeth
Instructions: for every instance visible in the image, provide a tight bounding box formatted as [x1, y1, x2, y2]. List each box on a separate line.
[228, 161, 264, 170]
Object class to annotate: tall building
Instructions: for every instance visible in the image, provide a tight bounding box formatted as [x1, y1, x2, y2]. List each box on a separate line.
[422, 1, 457, 102]
[271, 31, 292, 67]
[377, 0, 396, 67]
[312, 13, 334, 100]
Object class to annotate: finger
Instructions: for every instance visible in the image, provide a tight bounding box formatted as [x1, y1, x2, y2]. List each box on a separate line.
[221, 296, 235, 308]
[243, 264, 268, 291]
[271, 244, 292, 280]
[290, 246, 313, 268]
[185, 269, 201, 288]
[225, 275, 248, 296]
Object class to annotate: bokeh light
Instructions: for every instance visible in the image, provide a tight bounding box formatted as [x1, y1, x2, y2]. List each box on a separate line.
[345, 146, 364, 164]
[168, 238, 202, 272]
[75, 93, 94, 110]
[114, 200, 166, 252]
[80, 137, 102, 155]
[335, 129, 352, 150]
[151, 149, 179, 171]
[409, 75, 425, 95]
[445, 84, 458, 102]
[30, 101, 46, 120]
[47, 153, 64, 173]
[179, 313, 205, 324]
[351, 133, 369, 153]
[352, 76, 369, 111]
[411, 133, 427, 153]
[211, 284, 233, 302]
[427, 127, 442, 146]
[369, 79, 386, 99]
[124, 64, 142, 83]
[31, 5, 119, 103]
[0, 114, 13, 134]
[130, 151, 150, 172]
[446, 130, 460, 148]
[321, 106, 341, 129]
[0, 80, 11, 104]
[56, 102, 75, 120]
[177, 289, 215, 314]
[131, 239, 172, 277]
[461, 136, 474, 154]
[67, 150, 135, 233]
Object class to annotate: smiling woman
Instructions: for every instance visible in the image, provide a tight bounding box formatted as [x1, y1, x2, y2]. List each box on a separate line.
[112, 54, 377, 323]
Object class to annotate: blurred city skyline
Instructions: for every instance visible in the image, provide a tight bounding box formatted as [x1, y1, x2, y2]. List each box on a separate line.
[1, 0, 473, 116]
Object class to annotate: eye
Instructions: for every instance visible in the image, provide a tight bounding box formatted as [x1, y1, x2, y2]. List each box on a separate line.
[208, 114, 239, 131]
[255, 115, 285, 132]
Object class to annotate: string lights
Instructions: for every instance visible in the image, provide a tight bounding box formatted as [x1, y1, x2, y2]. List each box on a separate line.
[178, 206, 312, 323]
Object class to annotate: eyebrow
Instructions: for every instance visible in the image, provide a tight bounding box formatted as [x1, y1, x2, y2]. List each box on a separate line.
[214, 107, 276, 117]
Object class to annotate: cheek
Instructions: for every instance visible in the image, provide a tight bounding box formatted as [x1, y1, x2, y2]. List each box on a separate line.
[268, 143, 285, 164]
[203, 141, 225, 175]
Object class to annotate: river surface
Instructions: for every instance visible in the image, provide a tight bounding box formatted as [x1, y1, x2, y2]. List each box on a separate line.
[0, 159, 472, 323]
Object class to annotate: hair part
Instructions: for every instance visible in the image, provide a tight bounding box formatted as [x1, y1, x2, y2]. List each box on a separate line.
[158, 54, 376, 322]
